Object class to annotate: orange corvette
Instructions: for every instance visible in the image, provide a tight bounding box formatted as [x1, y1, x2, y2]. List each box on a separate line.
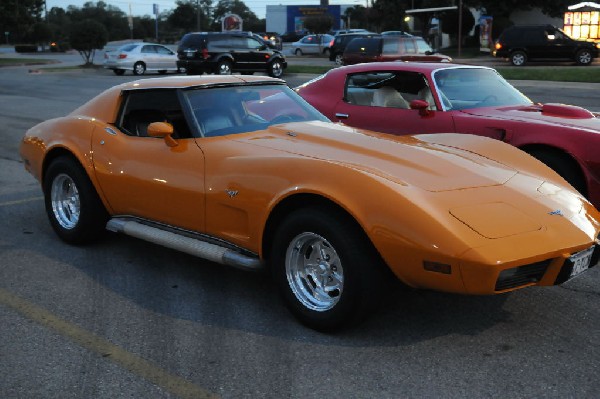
[20, 75, 600, 331]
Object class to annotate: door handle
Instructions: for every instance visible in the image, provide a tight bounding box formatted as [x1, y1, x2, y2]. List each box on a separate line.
[335, 113, 349, 119]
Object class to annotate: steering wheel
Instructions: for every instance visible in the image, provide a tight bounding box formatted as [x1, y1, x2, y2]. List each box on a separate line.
[477, 95, 498, 106]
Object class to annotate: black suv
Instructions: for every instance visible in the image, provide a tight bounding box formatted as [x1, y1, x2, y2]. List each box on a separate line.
[329, 33, 380, 65]
[177, 32, 287, 77]
[493, 25, 598, 66]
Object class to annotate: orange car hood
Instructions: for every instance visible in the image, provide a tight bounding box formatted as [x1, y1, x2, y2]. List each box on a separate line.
[238, 121, 517, 192]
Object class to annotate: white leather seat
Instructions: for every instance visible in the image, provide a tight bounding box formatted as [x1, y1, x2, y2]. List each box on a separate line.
[371, 86, 409, 108]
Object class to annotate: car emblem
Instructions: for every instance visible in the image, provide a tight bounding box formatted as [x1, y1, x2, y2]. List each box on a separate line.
[548, 209, 564, 216]
[226, 190, 238, 198]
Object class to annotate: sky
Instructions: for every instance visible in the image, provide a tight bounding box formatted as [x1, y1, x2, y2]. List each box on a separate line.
[45, 0, 359, 20]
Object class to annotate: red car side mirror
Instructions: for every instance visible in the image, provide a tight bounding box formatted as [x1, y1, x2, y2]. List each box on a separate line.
[410, 99, 432, 117]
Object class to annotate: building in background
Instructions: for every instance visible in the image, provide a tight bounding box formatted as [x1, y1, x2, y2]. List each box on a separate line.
[563, 2, 600, 42]
[266, 4, 349, 34]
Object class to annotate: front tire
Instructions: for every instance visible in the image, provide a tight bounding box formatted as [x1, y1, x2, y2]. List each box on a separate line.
[271, 208, 385, 331]
[295, 49, 303, 56]
[133, 61, 146, 75]
[334, 53, 343, 66]
[43, 157, 109, 245]
[510, 51, 527, 66]
[528, 148, 587, 196]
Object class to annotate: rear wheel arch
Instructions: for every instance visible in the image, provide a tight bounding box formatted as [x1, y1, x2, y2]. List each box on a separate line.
[521, 144, 588, 196]
[42, 147, 111, 211]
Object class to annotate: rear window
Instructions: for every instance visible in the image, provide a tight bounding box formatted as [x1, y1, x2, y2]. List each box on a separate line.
[415, 38, 433, 53]
[119, 44, 137, 52]
[345, 38, 380, 55]
[180, 34, 206, 48]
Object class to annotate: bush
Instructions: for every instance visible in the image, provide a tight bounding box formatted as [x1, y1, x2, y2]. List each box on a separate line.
[15, 44, 38, 53]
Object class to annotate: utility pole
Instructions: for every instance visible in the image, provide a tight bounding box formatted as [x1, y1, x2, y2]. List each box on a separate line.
[197, 0, 201, 31]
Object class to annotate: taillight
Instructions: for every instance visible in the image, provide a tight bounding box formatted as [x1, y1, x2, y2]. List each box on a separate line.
[202, 48, 209, 59]
[329, 39, 334, 47]
[118, 53, 127, 59]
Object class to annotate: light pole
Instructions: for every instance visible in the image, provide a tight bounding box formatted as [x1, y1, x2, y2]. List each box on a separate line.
[197, 0, 201, 31]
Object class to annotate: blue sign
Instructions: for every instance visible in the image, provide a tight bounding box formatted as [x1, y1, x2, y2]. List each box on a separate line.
[287, 5, 341, 32]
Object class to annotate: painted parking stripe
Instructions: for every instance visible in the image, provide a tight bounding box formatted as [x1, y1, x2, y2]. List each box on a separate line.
[0, 288, 219, 399]
[0, 196, 43, 207]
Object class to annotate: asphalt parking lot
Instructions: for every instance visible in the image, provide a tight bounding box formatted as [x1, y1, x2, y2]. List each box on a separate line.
[1, 56, 599, 398]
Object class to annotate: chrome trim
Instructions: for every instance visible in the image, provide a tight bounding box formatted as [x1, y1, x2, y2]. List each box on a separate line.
[106, 217, 263, 271]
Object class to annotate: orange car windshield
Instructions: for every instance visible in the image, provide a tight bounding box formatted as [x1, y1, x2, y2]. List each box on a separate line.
[182, 84, 329, 137]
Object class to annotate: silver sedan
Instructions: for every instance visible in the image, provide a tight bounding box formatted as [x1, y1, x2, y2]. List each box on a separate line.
[291, 34, 334, 56]
[103, 43, 180, 75]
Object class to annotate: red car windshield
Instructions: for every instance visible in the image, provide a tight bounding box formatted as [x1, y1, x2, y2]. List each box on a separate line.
[433, 68, 532, 110]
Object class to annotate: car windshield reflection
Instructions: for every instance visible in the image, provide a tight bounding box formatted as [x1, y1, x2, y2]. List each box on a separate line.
[183, 84, 328, 137]
[433, 68, 533, 110]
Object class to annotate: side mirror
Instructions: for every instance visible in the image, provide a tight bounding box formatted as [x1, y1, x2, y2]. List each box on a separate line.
[410, 99, 432, 117]
[425, 50, 433, 55]
[147, 122, 178, 147]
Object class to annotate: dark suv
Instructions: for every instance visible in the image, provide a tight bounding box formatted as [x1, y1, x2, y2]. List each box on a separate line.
[177, 32, 287, 77]
[341, 36, 451, 65]
[329, 33, 380, 65]
[493, 25, 599, 66]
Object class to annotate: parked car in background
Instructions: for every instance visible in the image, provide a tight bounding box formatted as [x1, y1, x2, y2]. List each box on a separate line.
[342, 36, 451, 65]
[20, 75, 600, 331]
[493, 24, 599, 66]
[295, 62, 600, 208]
[103, 43, 179, 75]
[291, 34, 334, 55]
[176, 32, 287, 77]
[329, 29, 371, 36]
[328, 32, 381, 65]
[281, 30, 308, 42]
[381, 31, 413, 36]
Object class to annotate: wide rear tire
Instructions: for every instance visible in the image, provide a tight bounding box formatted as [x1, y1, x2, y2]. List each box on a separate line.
[43, 157, 109, 245]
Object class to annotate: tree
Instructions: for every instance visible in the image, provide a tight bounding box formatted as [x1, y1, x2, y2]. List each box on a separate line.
[440, 7, 475, 38]
[0, 0, 44, 43]
[28, 22, 52, 50]
[343, 6, 366, 29]
[371, 0, 408, 32]
[70, 19, 108, 65]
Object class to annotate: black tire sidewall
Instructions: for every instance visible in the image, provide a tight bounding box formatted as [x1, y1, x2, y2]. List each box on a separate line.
[133, 62, 145, 75]
[271, 208, 383, 331]
[43, 157, 108, 245]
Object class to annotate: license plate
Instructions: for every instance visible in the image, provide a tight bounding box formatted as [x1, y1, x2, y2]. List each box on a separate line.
[569, 246, 594, 279]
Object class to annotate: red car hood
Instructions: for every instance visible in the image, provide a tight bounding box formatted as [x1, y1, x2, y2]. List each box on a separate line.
[462, 103, 600, 132]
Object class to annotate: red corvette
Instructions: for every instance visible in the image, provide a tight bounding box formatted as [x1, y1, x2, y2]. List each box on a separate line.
[296, 62, 600, 208]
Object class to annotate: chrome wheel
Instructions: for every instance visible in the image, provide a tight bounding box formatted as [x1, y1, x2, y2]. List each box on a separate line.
[285, 232, 344, 312]
[50, 173, 80, 230]
[577, 50, 592, 65]
[510, 51, 526, 66]
[269, 60, 283, 77]
[217, 61, 232, 74]
[133, 62, 146, 75]
[334, 54, 343, 65]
